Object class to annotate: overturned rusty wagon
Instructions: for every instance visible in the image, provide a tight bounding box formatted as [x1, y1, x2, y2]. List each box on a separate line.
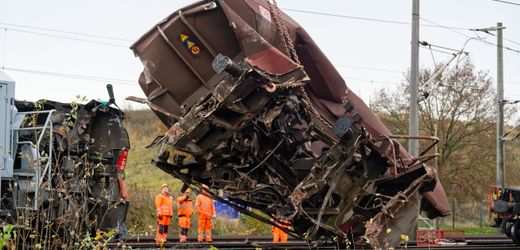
[0, 72, 129, 247]
[130, 0, 450, 247]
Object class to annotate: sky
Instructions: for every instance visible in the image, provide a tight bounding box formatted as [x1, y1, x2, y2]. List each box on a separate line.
[0, 0, 519, 110]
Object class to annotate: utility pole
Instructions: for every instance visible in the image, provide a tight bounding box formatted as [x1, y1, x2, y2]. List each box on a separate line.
[473, 23, 506, 187]
[496, 22, 505, 187]
[410, 0, 420, 239]
[409, 0, 420, 157]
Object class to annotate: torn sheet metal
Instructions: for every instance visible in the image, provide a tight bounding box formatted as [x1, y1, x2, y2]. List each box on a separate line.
[131, 0, 449, 247]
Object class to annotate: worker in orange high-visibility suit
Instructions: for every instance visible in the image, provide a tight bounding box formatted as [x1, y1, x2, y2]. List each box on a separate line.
[177, 188, 193, 243]
[155, 183, 174, 244]
[272, 217, 291, 243]
[195, 184, 216, 242]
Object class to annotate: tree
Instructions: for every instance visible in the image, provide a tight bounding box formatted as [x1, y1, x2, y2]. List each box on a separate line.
[370, 59, 516, 201]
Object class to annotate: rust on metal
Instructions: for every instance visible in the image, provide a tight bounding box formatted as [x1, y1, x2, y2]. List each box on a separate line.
[131, 0, 450, 247]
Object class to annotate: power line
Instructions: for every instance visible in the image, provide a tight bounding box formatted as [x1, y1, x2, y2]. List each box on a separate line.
[419, 41, 461, 52]
[487, 35, 520, 48]
[420, 17, 472, 39]
[334, 64, 403, 74]
[281, 8, 520, 53]
[505, 38, 520, 46]
[1, 27, 128, 48]
[490, 0, 520, 6]
[0, 22, 133, 42]
[282, 8, 470, 30]
[420, 18, 520, 54]
[470, 31, 520, 54]
[342, 76, 400, 85]
[471, 28, 520, 47]
[420, 45, 459, 56]
[1, 66, 139, 86]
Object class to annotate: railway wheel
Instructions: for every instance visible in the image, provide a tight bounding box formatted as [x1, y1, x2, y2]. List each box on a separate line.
[510, 220, 520, 245]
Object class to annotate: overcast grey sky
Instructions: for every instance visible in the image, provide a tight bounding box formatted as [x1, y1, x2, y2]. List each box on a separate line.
[1, 0, 519, 109]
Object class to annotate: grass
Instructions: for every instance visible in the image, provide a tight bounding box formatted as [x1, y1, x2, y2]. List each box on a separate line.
[438, 225, 499, 235]
[121, 109, 271, 237]
[123, 109, 184, 236]
[122, 109, 502, 238]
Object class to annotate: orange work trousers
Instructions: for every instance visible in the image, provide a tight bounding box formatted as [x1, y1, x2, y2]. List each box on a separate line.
[198, 216, 212, 242]
[156, 215, 171, 243]
[273, 227, 288, 243]
[179, 216, 190, 242]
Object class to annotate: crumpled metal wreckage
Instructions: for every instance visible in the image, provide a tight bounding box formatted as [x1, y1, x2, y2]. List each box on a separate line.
[129, 0, 450, 247]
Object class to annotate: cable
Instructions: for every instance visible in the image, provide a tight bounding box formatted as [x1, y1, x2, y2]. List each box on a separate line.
[419, 45, 457, 56]
[0, 22, 133, 42]
[282, 8, 520, 53]
[420, 17, 472, 39]
[334, 64, 403, 74]
[342, 76, 400, 85]
[1, 66, 139, 86]
[421, 18, 520, 54]
[1, 27, 128, 48]
[490, 0, 520, 6]
[471, 29, 520, 48]
[503, 100, 520, 104]
[419, 41, 461, 52]
[282, 8, 476, 31]
[505, 38, 520, 47]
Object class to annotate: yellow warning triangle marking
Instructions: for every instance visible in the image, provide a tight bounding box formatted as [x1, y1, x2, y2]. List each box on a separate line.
[187, 41, 195, 49]
[180, 34, 188, 42]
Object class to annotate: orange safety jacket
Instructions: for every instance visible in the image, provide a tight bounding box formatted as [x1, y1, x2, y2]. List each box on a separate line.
[195, 194, 215, 218]
[155, 192, 174, 216]
[177, 195, 193, 217]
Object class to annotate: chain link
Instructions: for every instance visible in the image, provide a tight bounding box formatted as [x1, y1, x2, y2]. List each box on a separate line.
[266, 0, 332, 127]
[266, 0, 300, 64]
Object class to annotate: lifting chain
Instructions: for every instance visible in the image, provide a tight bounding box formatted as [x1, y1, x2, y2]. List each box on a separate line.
[266, 0, 333, 127]
[266, 0, 300, 64]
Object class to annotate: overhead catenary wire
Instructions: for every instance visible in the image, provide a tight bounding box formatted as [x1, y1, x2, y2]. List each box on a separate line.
[0, 22, 133, 42]
[334, 64, 403, 74]
[505, 38, 520, 47]
[420, 46, 458, 56]
[416, 38, 474, 101]
[502, 99, 520, 104]
[341, 76, 401, 85]
[490, 0, 520, 7]
[0, 22, 407, 77]
[419, 41, 461, 52]
[1, 66, 139, 86]
[0, 27, 128, 48]
[1, 11, 516, 92]
[281, 8, 469, 30]
[3, 10, 520, 51]
[281, 8, 520, 54]
[470, 28, 520, 47]
[420, 18, 520, 54]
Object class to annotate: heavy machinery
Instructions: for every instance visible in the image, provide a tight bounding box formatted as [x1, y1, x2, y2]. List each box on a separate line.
[0, 71, 129, 247]
[489, 185, 520, 245]
[130, 0, 450, 247]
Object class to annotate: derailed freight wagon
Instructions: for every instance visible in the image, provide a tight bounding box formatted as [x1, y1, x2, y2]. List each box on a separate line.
[130, 0, 450, 247]
[0, 72, 129, 247]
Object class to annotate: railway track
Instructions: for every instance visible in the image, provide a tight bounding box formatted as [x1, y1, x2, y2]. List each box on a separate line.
[107, 234, 518, 249]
